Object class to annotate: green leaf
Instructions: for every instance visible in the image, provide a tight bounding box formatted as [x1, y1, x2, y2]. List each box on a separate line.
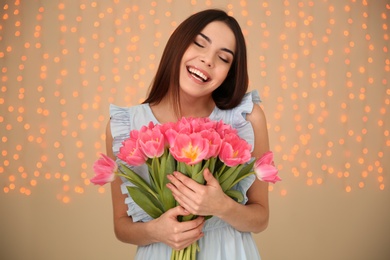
[160, 186, 176, 211]
[218, 165, 240, 191]
[225, 189, 244, 203]
[158, 154, 167, 189]
[191, 160, 208, 184]
[165, 152, 176, 175]
[146, 161, 159, 193]
[227, 160, 256, 189]
[181, 214, 197, 222]
[192, 161, 202, 176]
[208, 157, 217, 174]
[214, 159, 225, 174]
[204, 215, 212, 220]
[236, 160, 255, 179]
[218, 165, 239, 183]
[178, 161, 188, 176]
[185, 163, 193, 178]
[118, 163, 158, 200]
[127, 186, 164, 219]
[151, 156, 162, 190]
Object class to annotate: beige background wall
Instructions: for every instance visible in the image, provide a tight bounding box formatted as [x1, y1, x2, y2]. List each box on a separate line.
[1, 1, 389, 259]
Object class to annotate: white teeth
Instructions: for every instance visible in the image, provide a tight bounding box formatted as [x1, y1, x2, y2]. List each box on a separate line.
[188, 67, 208, 81]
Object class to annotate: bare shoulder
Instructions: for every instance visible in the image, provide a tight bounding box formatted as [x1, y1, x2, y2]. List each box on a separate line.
[105, 120, 115, 159]
[246, 103, 267, 128]
[106, 120, 112, 139]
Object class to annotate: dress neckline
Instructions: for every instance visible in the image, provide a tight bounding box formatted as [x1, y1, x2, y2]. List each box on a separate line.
[145, 103, 218, 124]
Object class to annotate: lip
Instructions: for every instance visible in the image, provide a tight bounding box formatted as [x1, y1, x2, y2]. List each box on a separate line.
[186, 65, 211, 83]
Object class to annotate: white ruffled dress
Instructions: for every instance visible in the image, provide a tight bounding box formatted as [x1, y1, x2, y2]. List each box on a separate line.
[109, 91, 262, 260]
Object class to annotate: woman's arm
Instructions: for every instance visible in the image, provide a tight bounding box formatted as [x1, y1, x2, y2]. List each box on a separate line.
[167, 104, 270, 233]
[107, 121, 205, 250]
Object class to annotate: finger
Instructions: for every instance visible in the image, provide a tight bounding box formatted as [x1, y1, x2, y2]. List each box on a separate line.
[180, 217, 205, 237]
[167, 216, 205, 250]
[167, 182, 199, 213]
[203, 168, 215, 184]
[172, 230, 204, 251]
[166, 179, 191, 205]
[167, 174, 197, 201]
[165, 183, 190, 209]
[172, 171, 201, 191]
[172, 193, 194, 213]
[166, 178, 179, 193]
[166, 205, 190, 218]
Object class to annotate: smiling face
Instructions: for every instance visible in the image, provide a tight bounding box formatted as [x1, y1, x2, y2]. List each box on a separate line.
[179, 21, 236, 100]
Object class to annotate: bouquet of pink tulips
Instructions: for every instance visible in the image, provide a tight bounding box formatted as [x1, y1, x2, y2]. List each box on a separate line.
[91, 117, 281, 260]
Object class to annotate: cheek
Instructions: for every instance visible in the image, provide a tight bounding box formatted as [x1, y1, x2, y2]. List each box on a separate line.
[179, 59, 189, 75]
[216, 68, 230, 83]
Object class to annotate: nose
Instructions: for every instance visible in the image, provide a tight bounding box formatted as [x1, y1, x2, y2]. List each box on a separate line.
[200, 52, 214, 68]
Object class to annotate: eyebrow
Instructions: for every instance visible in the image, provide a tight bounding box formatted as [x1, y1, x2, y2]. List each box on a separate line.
[199, 32, 235, 57]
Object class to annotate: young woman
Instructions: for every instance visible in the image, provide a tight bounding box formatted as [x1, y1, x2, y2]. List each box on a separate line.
[106, 9, 270, 259]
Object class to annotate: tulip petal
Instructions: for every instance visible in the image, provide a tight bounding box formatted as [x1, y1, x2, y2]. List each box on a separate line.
[255, 164, 281, 184]
[254, 151, 281, 184]
[90, 154, 117, 185]
[256, 151, 273, 165]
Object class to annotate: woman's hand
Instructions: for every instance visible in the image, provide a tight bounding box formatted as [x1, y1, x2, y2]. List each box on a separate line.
[150, 206, 205, 250]
[166, 169, 229, 217]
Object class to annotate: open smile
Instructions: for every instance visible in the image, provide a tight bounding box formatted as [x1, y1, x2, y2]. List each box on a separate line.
[187, 66, 210, 82]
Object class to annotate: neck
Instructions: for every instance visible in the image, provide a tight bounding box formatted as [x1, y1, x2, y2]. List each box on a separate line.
[150, 95, 215, 124]
[178, 95, 215, 118]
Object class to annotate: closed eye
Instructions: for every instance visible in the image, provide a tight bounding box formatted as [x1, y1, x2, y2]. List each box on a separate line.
[194, 41, 204, 48]
[219, 56, 229, 63]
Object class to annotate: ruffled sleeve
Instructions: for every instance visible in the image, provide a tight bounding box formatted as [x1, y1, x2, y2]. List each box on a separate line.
[110, 104, 131, 156]
[231, 91, 261, 202]
[109, 104, 153, 222]
[211, 90, 261, 153]
[231, 90, 261, 153]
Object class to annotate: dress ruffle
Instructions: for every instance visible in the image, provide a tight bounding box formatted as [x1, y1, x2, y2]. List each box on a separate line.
[110, 104, 154, 222]
[110, 104, 131, 156]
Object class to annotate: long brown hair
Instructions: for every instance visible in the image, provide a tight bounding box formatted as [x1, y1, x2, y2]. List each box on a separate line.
[143, 9, 248, 117]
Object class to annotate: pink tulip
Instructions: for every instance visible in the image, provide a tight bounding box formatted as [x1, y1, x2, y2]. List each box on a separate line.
[254, 151, 281, 184]
[159, 122, 177, 147]
[164, 128, 179, 148]
[219, 133, 252, 167]
[215, 120, 237, 138]
[117, 130, 147, 166]
[91, 153, 117, 185]
[169, 133, 209, 165]
[175, 117, 193, 133]
[190, 117, 216, 133]
[200, 130, 222, 159]
[138, 123, 165, 158]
